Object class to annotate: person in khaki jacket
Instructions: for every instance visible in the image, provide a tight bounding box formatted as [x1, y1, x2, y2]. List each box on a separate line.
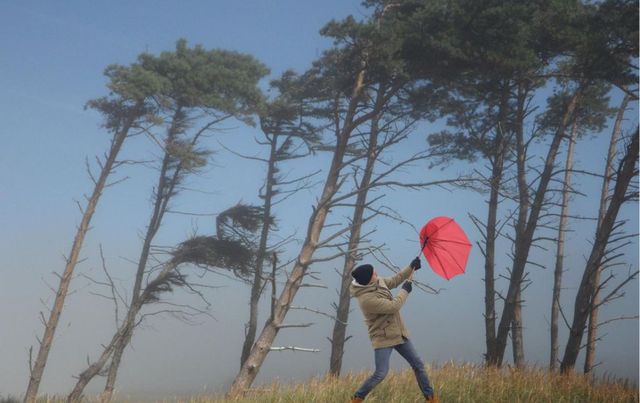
[349, 258, 438, 403]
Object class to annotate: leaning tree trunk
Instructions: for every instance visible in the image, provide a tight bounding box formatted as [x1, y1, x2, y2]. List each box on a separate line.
[583, 95, 630, 374]
[329, 92, 383, 376]
[24, 106, 141, 403]
[100, 110, 185, 403]
[550, 119, 579, 370]
[489, 88, 581, 366]
[240, 135, 278, 367]
[561, 127, 638, 372]
[67, 327, 125, 402]
[511, 83, 529, 369]
[511, 286, 525, 368]
[68, 108, 184, 402]
[67, 259, 179, 403]
[227, 69, 368, 397]
[483, 82, 510, 364]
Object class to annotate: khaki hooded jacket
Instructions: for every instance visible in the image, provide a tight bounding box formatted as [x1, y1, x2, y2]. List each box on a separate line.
[350, 266, 413, 349]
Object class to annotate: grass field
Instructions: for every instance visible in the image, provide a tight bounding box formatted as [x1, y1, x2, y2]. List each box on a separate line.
[5, 362, 638, 403]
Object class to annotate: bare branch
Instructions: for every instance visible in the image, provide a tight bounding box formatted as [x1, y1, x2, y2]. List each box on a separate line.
[269, 346, 320, 353]
[275, 322, 315, 329]
[290, 306, 347, 325]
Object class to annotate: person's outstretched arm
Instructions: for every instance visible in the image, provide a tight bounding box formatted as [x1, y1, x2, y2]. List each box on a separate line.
[383, 266, 413, 289]
[383, 258, 421, 289]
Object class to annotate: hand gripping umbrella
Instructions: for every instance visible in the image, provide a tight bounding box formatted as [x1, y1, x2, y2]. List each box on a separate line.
[418, 216, 472, 280]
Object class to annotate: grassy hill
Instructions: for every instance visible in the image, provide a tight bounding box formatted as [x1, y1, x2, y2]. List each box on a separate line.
[199, 363, 637, 403]
[5, 362, 637, 403]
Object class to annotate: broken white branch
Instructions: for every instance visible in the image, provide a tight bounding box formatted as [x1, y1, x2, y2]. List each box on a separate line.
[276, 322, 315, 329]
[270, 346, 320, 353]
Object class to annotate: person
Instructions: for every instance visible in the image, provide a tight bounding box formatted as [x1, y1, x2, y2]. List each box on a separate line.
[349, 258, 438, 403]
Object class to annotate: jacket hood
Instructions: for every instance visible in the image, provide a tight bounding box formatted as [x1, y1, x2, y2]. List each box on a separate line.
[350, 278, 384, 298]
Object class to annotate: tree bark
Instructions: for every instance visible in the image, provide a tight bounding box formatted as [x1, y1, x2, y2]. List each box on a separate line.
[66, 329, 123, 402]
[583, 95, 630, 374]
[241, 135, 278, 367]
[511, 286, 525, 368]
[483, 82, 510, 364]
[489, 88, 581, 366]
[329, 88, 384, 376]
[550, 119, 579, 370]
[227, 68, 368, 397]
[511, 83, 529, 369]
[24, 107, 141, 403]
[561, 126, 638, 372]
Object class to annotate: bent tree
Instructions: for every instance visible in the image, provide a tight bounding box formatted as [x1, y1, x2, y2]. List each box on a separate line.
[560, 127, 639, 372]
[67, 40, 268, 402]
[238, 72, 322, 368]
[228, 15, 411, 395]
[538, 84, 613, 370]
[24, 64, 156, 403]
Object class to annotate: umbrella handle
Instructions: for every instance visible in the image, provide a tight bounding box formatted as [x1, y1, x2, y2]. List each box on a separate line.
[417, 236, 429, 258]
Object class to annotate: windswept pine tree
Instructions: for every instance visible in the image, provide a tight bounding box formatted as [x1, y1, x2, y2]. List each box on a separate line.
[24, 61, 160, 403]
[67, 40, 268, 402]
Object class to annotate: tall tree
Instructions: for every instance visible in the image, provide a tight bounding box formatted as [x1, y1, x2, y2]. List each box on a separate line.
[24, 64, 157, 403]
[326, 29, 455, 373]
[66, 40, 268, 402]
[584, 94, 631, 374]
[237, 72, 321, 368]
[560, 126, 639, 372]
[381, 0, 566, 365]
[537, 83, 612, 370]
[228, 14, 415, 395]
[490, 0, 638, 366]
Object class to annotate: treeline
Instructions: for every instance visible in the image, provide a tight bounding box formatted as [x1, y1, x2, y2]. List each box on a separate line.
[23, 1, 637, 402]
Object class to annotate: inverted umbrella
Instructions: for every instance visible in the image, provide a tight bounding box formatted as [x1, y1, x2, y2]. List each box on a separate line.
[418, 216, 472, 280]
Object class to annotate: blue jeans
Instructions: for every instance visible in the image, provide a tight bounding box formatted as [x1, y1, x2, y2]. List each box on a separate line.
[354, 337, 434, 399]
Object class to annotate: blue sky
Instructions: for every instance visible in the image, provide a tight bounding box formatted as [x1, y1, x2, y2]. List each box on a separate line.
[1, 1, 638, 398]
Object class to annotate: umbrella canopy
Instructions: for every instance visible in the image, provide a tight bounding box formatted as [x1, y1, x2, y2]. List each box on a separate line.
[419, 216, 472, 280]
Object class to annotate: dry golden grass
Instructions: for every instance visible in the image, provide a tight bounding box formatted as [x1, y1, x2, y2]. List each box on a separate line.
[189, 362, 638, 403]
[21, 362, 638, 403]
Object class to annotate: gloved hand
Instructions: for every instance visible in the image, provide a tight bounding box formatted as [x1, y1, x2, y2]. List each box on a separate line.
[402, 281, 413, 293]
[410, 257, 422, 271]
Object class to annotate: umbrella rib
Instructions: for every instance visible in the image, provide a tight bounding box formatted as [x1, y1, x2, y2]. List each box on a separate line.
[434, 239, 472, 246]
[432, 240, 466, 274]
[426, 218, 455, 240]
[428, 242, 450, 280]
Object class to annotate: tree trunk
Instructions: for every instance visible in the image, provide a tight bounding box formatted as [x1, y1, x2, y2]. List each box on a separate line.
[270, 253, 277, 320]
[511, 83, 529, 369]
[561, 126, 638, 372]
[489, 88, 581, 366]
[241, 136, 278, 367]
[511, 286, 525, 368]
[550, 119, 579, 370]
[583, 95, 630, 374]
[68, 108, 185, 401]
[67, 258, 179, 402]
[66, 330, 122, 402]
[483, 82, 510, 364]
[329, 92, 383, 376]
[99, 109, 185, 402]
[24, 108, 140, 403]
[227, 68, 368, 397]
[100, 328, 132, 403]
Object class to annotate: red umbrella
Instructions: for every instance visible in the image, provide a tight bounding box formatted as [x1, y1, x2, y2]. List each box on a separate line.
[419, 216, 472, 280]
